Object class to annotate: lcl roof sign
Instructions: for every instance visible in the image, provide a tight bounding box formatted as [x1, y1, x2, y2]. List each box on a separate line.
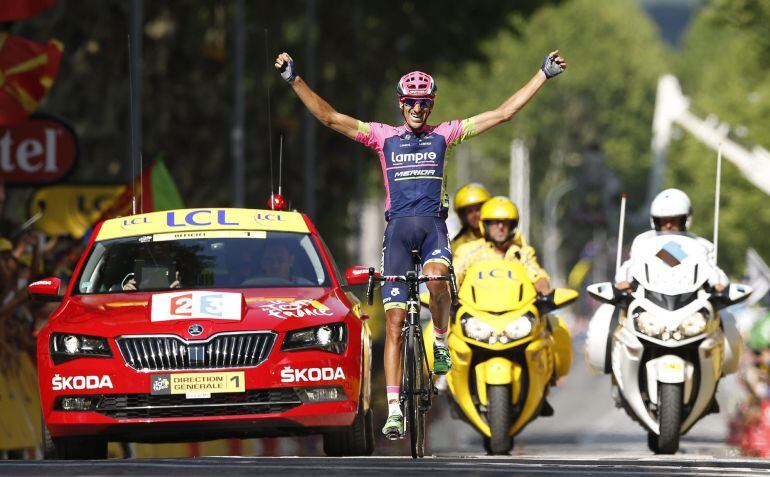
[0, 114, 78, 185]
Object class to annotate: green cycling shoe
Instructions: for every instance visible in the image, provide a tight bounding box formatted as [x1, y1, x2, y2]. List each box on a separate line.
[433, 344, 452, 375]
[382, 413, 404, 440]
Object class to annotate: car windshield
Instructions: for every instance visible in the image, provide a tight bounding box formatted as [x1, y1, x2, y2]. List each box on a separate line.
[75, 231, 330, 294]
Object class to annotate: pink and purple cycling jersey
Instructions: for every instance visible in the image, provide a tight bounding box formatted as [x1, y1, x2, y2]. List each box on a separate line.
[355, 119, 476, 220]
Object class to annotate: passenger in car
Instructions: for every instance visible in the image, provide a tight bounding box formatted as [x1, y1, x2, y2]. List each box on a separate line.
[259, 242, 295, 282]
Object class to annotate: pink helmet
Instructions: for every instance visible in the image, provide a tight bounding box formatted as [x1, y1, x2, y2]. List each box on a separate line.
[396, 71, 437, 98]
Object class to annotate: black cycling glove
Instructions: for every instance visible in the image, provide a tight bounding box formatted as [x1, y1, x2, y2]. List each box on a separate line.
[541, 55, 564, 79]
[280, 57, 298, 83]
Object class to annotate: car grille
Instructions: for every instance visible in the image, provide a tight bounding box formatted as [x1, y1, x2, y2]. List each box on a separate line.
[94, 388, 302, 419]
[116, 332, 275, 372]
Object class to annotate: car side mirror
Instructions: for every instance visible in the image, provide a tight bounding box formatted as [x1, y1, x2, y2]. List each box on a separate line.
[586, 282, 615, 305]
[345, 266, 370, 286]
[28, 277, 63, 302]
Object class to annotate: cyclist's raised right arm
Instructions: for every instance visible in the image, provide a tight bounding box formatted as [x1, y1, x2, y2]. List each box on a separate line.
[275, 52, 359, 140]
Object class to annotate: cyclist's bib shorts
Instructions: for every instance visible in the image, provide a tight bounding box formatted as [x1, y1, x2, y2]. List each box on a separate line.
[380, 216, 451, 311]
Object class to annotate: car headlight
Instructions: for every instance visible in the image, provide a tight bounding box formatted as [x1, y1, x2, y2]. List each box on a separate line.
[635, 311, 665, 338]
[462, 316, 494, 342]
[503, 314, 534, 341]
[51, 333, 112, 364]
[680, 311, 708, 337]
[282, 323, 346, 354]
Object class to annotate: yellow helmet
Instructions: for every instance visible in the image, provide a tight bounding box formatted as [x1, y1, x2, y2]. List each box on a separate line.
[453, 183, 490, 213]
[479, 196, 519, 240]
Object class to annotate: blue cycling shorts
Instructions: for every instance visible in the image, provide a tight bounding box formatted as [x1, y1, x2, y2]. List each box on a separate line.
[380, 216, 452, 311]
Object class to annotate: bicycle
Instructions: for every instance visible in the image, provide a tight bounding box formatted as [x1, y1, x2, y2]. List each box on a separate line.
[366, 252, 458, 459]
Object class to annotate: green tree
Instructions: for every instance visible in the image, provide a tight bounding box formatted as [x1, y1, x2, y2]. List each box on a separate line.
[12, 0, 560, 266]
[671, 0, 770, 274]
[433, 0, 669, 276]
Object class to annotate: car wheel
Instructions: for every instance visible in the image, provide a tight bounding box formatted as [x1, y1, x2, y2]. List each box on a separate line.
[41, 413, 57, 459]
[323, 402, 372, 456]
[53, 436, 108, 460]
[363, 408, 375, 456]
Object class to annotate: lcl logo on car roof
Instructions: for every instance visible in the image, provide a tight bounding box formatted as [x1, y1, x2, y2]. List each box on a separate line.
[188, 324, 204, 336]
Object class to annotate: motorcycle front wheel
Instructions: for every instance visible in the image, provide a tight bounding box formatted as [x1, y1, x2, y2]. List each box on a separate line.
[486, 384, 513, 454]
[654, 382, 683, 454]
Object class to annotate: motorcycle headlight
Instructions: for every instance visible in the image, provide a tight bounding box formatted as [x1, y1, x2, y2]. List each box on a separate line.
[680, 311, 708, 337]
[462, 316, 493, 342]
[51, 333, 112, 364]
[282, 323, 346, 354]
[635, 311, 665, 338]
[503, 314, 534, 341]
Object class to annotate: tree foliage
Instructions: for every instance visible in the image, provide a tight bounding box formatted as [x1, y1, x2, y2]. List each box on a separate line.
[671, 0, 770, 273]
[433, 0, 669, 274]
[11, 0, 559, 265]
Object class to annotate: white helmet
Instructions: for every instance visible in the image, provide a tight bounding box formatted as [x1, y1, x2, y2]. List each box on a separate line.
[650, 188, 692, 231]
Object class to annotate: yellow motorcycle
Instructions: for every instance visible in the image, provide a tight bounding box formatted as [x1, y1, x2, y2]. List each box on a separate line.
[427, 259, 577, 454]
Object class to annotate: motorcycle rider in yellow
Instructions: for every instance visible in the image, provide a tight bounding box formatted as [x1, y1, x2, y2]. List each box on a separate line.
[451, 183, 491, 254]
[454, 196, 552, 296]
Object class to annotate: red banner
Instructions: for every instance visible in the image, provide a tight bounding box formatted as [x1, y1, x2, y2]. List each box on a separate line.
[0, 0, 57, 22]
[0, 33, 63, 125]
[0, 114, 78, 184]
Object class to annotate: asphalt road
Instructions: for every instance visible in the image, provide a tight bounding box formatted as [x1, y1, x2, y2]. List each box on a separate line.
[1, 455, 768, 477]
[3, 334, 768, 476]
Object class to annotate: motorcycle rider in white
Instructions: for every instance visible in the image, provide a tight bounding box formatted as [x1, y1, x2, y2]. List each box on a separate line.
[584, 188, 749, 453]
[615, 188, 728, 293]
[586, 188, 741, 376]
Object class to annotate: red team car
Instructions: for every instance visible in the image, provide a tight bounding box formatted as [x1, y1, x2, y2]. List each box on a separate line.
[31, 207, 374, 459]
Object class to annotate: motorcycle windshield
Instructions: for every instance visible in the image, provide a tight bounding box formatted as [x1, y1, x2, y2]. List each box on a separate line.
[644, 289, 698, 311]
[458, 260, 536, 314]
[629, 233, 710, 295]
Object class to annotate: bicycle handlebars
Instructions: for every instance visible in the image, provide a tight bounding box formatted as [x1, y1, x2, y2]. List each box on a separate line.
[366, 266, 459, 307]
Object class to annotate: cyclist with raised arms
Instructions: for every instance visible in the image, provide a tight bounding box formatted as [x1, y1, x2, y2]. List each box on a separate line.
[275, 50, 567, 439]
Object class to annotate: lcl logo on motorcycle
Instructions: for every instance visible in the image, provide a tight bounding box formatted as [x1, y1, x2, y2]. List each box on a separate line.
[188, 324, 204, 336]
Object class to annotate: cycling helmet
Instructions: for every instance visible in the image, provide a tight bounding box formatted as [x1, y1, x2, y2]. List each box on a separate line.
[479, 196, 519, 243]
[396, 71, 437, 98]
[454, 183, 491, 213]
[650, 188, 692, 231]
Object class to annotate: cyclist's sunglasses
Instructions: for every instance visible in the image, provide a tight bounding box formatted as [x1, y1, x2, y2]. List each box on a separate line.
[401, 97, 434, 109]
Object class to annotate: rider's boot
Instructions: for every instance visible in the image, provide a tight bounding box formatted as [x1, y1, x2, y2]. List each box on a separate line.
[382, 413, 404, 440]
[433, 343, 452, 375]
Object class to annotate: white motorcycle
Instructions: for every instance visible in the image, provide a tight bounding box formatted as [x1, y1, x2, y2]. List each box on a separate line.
[585, 233, 750, 453]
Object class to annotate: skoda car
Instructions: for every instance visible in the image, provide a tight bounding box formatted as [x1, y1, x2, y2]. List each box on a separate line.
[32, 207, 373, 459]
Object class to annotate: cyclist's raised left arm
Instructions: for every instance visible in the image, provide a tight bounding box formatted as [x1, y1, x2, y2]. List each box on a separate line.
[469, 50, 566, 137]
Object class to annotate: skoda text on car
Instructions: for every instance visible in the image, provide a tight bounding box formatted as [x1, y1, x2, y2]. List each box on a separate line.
[33, 207, 374, 459]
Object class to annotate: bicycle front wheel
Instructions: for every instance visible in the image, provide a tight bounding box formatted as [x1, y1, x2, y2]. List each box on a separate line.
[405, 324, 426, 458]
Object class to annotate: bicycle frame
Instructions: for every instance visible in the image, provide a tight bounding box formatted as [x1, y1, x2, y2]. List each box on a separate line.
[366, 266, 458, 458]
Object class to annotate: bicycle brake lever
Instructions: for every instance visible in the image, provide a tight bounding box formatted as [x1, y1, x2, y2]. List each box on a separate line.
[366, 267, 375, 306]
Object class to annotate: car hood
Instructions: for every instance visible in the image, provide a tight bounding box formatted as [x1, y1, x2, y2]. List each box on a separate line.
[52, 287, 351, 339]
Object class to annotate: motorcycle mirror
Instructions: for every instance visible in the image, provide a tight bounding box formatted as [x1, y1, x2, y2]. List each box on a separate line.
[586, 282, 615, 305]
[711, 283, 753, 310]
[551, 288, 579, 309]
